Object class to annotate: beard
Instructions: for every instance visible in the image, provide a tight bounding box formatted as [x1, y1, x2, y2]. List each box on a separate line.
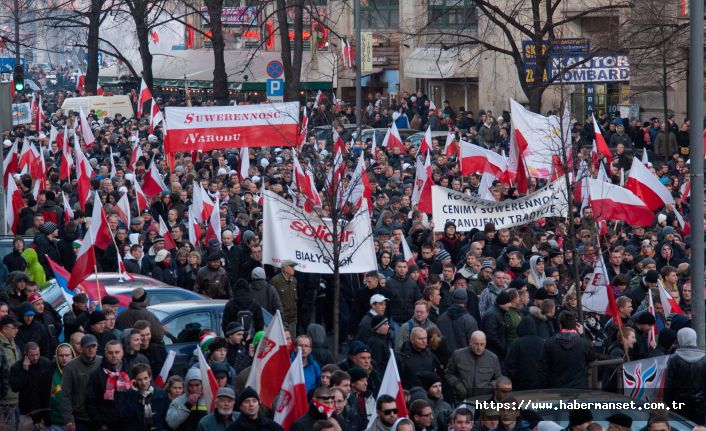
[217, 408, 233, 417]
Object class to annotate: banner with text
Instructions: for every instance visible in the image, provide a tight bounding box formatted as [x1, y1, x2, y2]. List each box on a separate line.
[432, 177, 568, 232]
[262, 191, 377, 274]
[164, 102, 299, 154]
[623, 355, 669, 401]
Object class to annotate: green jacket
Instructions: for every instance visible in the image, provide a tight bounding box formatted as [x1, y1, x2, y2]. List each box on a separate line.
[270, 273, 297, 325]
[0, 334, 19, 406]
[21, 249, 46, 286]
[60, 354, 101, 424]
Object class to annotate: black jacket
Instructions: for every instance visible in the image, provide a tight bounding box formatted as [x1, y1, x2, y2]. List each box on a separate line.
[383, 274, 421, 323]
[9, 356, 52, 425]
[539, 331, 597, 389]
[226, 414, 284, 431]
[151, 263, 177, 286]
[290, 403, 329, 431]
[397, 342, 441, 389]
[222, 245, 243, 284]
[33, 234, 61, 278]
[16, 317, 53, 359]
[437, 304, 479, 353]
[481, 305, 510, 358]
[63, 306, 90, 340]
[222, 286, 264, 334]
[85, 359, 134, 429]
[505, 317, 544, 390]
[2, 250, 26, 273]
[664, 347, 706, 425]
[367, 332, 392, 374]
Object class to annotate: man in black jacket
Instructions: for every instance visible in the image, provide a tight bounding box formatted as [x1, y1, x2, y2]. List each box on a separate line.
[228, 386, 284, 431]
[34, 222, 61, 277]
[85, 340, 132, 430]
[481, 291, 513, 358]
[505, 317, 544, 390]
[9, 342, 52, 428]
[664, 327, 706, 424]
[397, 327, 441, 390]
[62, 293, 92, 340]
[539, 311, 597, 389]
[383, 259, 421, 330]
[290, 386, 335, 431]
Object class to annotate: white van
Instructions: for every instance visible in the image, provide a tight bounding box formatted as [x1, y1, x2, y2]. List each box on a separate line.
[61, 95, 135, 119]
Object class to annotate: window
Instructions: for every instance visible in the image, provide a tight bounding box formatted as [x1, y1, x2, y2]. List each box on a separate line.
[428, 0, 477, 29]
[149, 292, 190, 305]
[163, 311, 213, 345]
[361, 0, 399, 29]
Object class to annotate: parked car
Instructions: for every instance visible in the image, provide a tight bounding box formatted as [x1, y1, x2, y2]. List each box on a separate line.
[313, 124, 357, 146]
[407, 130, 452, 149]
[352, 128, 417, 146]
[149, 300, 227, 374]
[0, 236, 34, 261]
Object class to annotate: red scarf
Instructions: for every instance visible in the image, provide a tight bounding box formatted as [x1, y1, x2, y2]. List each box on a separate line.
[103, 368, 131, 400]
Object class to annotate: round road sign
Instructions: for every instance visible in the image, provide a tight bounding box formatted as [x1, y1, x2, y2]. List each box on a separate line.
[266, 60, 284, 79]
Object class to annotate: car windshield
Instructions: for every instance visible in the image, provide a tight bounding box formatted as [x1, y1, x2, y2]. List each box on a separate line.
[150, 309, 168, 321]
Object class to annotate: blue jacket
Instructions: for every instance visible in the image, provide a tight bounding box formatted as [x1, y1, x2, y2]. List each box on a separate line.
[293, 353, 321, 393]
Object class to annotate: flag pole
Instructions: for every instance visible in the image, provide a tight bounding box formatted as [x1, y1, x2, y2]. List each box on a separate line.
[93, 263, 102, 308]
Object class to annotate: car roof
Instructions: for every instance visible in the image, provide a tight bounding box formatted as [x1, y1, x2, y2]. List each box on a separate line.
[148, 299, 227, 313]
[86, 273, 168, 284]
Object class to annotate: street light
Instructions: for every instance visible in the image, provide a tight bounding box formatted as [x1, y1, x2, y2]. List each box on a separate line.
[13, 64, 23, 92]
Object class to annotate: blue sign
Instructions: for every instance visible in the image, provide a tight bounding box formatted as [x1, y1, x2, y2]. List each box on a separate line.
[266, 78, 284, 97]
[551, 55, 630, 83]
[585, 84, 595, 117]
[522, 38, 591, 84]
[266, 60, 283, 79]
[0, 57, 25, 73]
[84, 52, 104, 65]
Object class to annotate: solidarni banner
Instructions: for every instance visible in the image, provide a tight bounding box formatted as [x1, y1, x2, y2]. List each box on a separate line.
[432, 177, 568, 232]
[262, 191, 377, 274]
[623, 355, 669, 401]
[163, 102, 300, 154]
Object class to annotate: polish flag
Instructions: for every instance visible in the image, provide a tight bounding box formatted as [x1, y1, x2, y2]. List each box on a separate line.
[196, 346, 220, 413]
[79, 107, 95, 148]
[625, 156, 674, 211]
[326, 131, 347, 204]
[133, 179, 148, 214]
[592, 115, 613, 166]
[444, 133, 458, 157]
[419, 126, 432, 156]
[581, 252, 621, 323]
[673, 208, 690, 237]
[239, 146, 250, 180]
[32, 147, 47, 200]
[366, 349, 408, 430]
[478, 171, 497, 201]
[347, 153, 373, 210]
[647, 289, 657, 348]
[5, 176, 24, 234]
[460, 140, 507, 177]
[142, 159, 168, 197]
[116, 253, 135, 281]
[35, 95, 45, 131]
[109, 147, 117, 179]
[75, 69, 85, 93]
[273, 348, 308, 431]
[154, 350, 176, 388]
[150, 100, 164, 133]
[159, 216, 177, 250]
[62, 192, 74, 225]
[293, 153, 322, 212]
[3, 139, 18, 188]
[137, 78, 152, 118]
[18, 139, 38, 173]
[68, 192, 112, 289]
[382, 122, 406, 154]
[49, 125, 59, 146]
[74, 136, 94, 211]
[679, 180, 690, 201]
[312, 90, 324, 109]
[245, 310, 291, 408]
[658, 280, 685, 316]
[128, 141, 143, 172]
[412, 150, 433, 214]
[205, 196, 222, 244]
[96, 82, 104, 96]
[588, 179, 654, 226]
[341, 37, 353, 68]
[60, 125, 73, 181]
[400, 236, 415, 267]
[642, 148, 649, 166]
[298, 108, 309, 148]
[192, 183, 215, 222]
[188, 207, 203, 249]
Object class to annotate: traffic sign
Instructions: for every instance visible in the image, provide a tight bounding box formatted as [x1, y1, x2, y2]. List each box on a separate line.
[267, 78, 284, 101]
[266, 60, 283, 79]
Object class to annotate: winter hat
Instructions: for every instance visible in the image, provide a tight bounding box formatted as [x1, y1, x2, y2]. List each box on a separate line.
[39, 222, 58, 235]
[237, 387, 259, 405]
[88, 310, 106, 326]
[635, 311, 656, 325]
[217, 387, 236, 400]
[252, 331, 265, 346]
[185, 367, 201, 383]
[199, 333, 216, 352]
[155, 249, 170, 263]
[28, 293, 43, 304]
[348, 366, 368, 382]
[417, 371, 441, 391]
[568, 410, 593, 427]
[542, 277, 556, 287]
[656, 328, 677, 351]
[251, 267, 266, 280]
[210, 361, 230, 378]
[481, 260, 495, 271]
[606, 413, 632, 429]
[496, 290, 513, 306]
[644, 270, 660, 283]
[242, 230, 256, 243]
[677, 327, 698, 348]
[225, 322, 244, 336]
[208, 337, 228, 353]
[452, 288, 468, 304]
[371, 315, 388, 331]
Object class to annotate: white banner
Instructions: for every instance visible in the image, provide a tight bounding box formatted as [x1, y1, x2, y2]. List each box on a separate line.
[432, 177, 568, 232]
[262, 191, 377, 274]
[623, 355, 669, 401]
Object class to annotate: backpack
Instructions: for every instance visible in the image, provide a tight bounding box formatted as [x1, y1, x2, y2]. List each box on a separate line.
[237, 309, 253, 333]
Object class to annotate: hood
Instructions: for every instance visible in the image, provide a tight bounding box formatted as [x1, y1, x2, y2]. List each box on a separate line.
[447, 304, 467, 320]
[675, 327, 701, 363]
[232, 286, 254, 309]
[249, 279, 269, 291]
[529, 255, 545, 286]
[21, 248, 39, 265]
[517, 316, 537, 337]
[129, 301, 147, 310]
[529, 306, 547, 321]
[554, 332, 580, 350]
[307, 323, 326, 346]
[391, 418, 415, 431]
[408, 386, 429, 404]
[55, 342, 76, 371]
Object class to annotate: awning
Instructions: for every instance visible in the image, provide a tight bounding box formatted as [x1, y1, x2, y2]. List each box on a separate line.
[99, 49, 336, 87]
[403, 47, 479, 79]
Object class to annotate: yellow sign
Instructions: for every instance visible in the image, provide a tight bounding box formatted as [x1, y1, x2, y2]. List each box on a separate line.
[361, 32, 373, 73]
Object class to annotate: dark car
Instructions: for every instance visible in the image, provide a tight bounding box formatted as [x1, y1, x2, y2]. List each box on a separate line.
[149, 300, 227, 374]
[465, 389, 694, 431]
[0, 236, 33, 261]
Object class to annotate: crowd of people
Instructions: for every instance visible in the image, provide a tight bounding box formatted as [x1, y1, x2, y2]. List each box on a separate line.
[0, 83, 701, 431]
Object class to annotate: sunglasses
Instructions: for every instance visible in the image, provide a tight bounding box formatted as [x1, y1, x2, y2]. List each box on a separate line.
[317, 396, 335, 401]
[382, 409, 399, 415]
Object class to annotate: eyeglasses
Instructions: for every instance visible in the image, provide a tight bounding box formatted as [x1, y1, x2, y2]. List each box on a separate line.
[382, 409, 399, 415]
[317, 396, 335, 401]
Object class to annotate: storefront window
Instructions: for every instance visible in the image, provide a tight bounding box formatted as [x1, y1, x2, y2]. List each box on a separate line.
[428, 0, 477, 30]
[361, 0, 399, 29]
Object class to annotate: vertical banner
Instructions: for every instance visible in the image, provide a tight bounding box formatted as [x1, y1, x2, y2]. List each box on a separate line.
[622, 355, 669, 401]
[361, 31, 373, 73]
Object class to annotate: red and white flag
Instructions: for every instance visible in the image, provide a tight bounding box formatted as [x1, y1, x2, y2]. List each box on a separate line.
[245, 310, 291, 408]
[382, 122, 406, 154]
[625, 156, 674, 211]
[188, 206, 203, 249]
[133, 179, 148, 214]
[581, 252, 620, 323]
[109, 147, 117, 179]
[18, 139, 38, 174]
[478, 171, 496, 201]
[116, 253, 135, 281]
[347, 153, 373, 210]
[366, 349, 408, 430]
[239, 146, 250, 180]
[592, 115, 613, 166]
[205, 196, 222, 244]
[411, 150, 433, 214]
[5, 176, 24, 234]
[647, 289, 657, 348]
[588, 178, 654, 226]
[312, 90, 324, 109]
[642, 148, 649, 166]
[658, 280, 685, 316]
[3, 139, 18, 188]
[196, 346, 220, 413]
[74, 136, 94, 211]
[341, 37, 353, 68]
[154, 350, 176, 388]
[137, 78, 152, 118]
[69, 192, 112, 289]
[128, 141, 143, 172]
[75, 69, 85, 93]
[419, 126, 432, 156]
[142, 159, 168, 197]
[150, 100, 164, 133]
[159, 216, 177, 250]
[326, 131, 347, 205]
[96, 82, 104, 96]
[298, 108, 309, 148]
[293, 153, 322, 212]
[400, 236, 415, 267]
[59, 125, 73, 180]
[62, 192, 74, 225]
[273, 348, 308, 431]
[680, 180, 690, 200]
[459, 140, 507, 177]
[79, 107, 95, 148]
[444, 133, 458, 157]
[35, 95, 46, 131]
[32, 147, 47, 200]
